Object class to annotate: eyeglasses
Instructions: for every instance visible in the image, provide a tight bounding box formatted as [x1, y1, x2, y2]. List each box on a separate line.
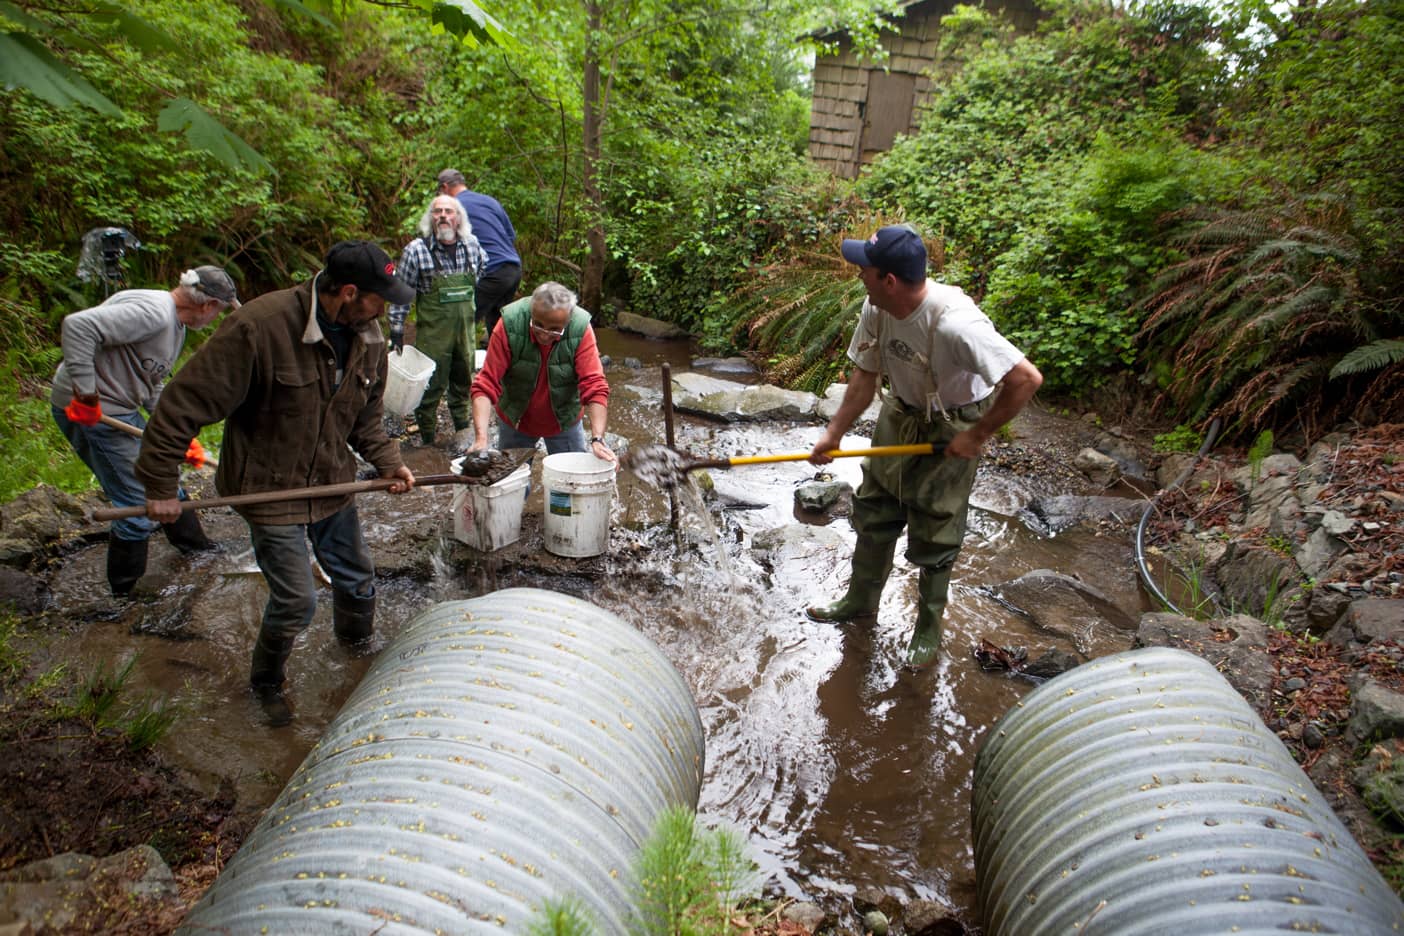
[530, 321, 566, 340]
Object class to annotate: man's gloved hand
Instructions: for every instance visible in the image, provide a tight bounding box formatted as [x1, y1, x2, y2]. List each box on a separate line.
[184, 439, 208, 468]
[64, 393, 102, 426]
[389, 322, 405, 354]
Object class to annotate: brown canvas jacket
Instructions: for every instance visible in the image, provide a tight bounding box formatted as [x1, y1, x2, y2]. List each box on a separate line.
[135, 279, 403, 526]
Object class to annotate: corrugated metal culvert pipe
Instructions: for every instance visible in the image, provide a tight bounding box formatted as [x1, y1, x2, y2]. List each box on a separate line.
[178, 588, 704, 935]
[973, 647, 1404, 935]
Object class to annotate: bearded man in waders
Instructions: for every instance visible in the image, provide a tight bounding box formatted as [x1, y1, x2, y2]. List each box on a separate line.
[388, 194, 486, 446]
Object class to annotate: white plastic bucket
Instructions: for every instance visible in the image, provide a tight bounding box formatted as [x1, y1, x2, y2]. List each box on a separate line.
[542, 452, 615, 558]
[384, 345, 436, 416]
[449, 459, 531, 551]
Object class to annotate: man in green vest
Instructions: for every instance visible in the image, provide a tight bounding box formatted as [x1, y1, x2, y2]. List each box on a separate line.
[388, 195, 485, 446]
[468, 281, 615, 460]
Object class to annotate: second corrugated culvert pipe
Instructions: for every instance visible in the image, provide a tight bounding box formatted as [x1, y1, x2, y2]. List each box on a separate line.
[973, 646, 1404, 935]
[178, 588, 704, 935]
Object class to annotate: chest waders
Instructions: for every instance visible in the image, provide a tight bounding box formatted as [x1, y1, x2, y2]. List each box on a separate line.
[412, 240, 477, 444]
[807, 391, 991, 670]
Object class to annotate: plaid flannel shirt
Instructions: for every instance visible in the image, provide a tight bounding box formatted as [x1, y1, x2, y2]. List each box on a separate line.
[388, 235, 486, 329]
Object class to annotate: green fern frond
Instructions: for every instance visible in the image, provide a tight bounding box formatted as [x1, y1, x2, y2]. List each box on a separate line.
[1330, 339, 1404, 379]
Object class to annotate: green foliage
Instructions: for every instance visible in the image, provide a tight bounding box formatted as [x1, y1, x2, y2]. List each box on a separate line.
[1153, 424, 1201, 454]
[1247, 430, 1274, 487]
[1331, 339, 1404, 380]
[0, 613, 24, 680]
[1139, 196, 1401, 438]
[629, 806, 761, 936]
[56, 654, 180, 750]
[528, 897, 596, 936]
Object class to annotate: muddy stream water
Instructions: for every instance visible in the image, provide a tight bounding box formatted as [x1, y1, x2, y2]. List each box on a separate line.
[34, 328, 1149, 922]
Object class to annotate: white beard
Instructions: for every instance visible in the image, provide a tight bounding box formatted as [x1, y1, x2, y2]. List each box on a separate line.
[435, 226, 457, 245]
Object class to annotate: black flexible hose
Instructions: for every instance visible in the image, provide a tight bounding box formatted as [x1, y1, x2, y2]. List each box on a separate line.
[1135, 418, 1222, 615]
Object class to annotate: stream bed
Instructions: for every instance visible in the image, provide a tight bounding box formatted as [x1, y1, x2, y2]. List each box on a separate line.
[30, 327, 1148, 923]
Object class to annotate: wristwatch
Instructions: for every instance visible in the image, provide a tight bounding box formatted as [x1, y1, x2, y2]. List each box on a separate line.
[590, 436, 605, 446]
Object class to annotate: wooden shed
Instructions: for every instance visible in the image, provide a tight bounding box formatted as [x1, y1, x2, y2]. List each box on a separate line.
[808, 0, 1042, 178]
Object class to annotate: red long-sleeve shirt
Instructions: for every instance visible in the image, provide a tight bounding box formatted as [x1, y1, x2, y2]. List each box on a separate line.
[470, 320, 610, 436]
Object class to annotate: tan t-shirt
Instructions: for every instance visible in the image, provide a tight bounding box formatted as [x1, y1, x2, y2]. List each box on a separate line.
[847, 280, 1025, 417]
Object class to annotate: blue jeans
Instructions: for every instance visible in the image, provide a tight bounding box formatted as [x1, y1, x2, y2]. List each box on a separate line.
[496, 418, 587, 455]
[247, 506, 376, 642]
[53, 404, 188, 542]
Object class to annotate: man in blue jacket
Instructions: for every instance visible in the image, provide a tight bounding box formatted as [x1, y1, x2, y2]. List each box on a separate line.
[438, 168, 522, 347]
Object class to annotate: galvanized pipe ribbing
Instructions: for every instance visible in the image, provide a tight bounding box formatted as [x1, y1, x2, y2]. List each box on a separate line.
[973, 647, 1403, 935]
[178, 588, 705, 935]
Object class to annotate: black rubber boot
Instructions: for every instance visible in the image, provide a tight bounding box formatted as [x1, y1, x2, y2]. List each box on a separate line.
[806, 536, 896, 623]
[333, 588, 376, 647]
[161, 510, 217, 554]
[106, 536, 149, 597]
[250, 633, 295, 727]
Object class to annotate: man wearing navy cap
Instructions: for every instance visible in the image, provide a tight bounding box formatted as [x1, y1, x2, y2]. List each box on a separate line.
[136, 240, 417, 726]
[807, 225, 1044, 671]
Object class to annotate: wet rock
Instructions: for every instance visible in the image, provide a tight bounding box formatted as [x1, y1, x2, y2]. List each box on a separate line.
[1303, 722, 1327, 749]
[0, 565, 47, 614]
[991, 570, 1137, 655]
[671, 373, 820, 422]
[784, 901, 827, 933]
[750, 524, 850, 572]
[1347, 679, 1404, 745]
[852, 886, 901, 918]
[615, 311, 690, 339]
[1155, 452, 1199, 489]
[1022, 649, 1082, 679]
[0, 846, 177, 933]
[1327, 598, 1404, 649]
[1019, 494, 1143, 535]
[691, 356, 756, 375]
[862, 909, 890, 935]
[1135, 612, 1274, 709]
[795, 480, 852, 513]
[902, 899, 966, 935]
[1073, 447, 1119, 486]
[623, 356, 643, 369]
[1092, 431, 1152, 485]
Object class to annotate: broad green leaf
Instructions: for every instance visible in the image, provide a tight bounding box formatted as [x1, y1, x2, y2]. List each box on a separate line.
[425, 0, 512, 49]
[157, 97, 275, 176]
[88, 2, 177, 52]
[0, 31, 121, 115]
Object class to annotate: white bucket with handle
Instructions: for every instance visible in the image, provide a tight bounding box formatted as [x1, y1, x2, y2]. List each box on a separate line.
[542, 452, 615, 558]
[384, 345, 435, 416]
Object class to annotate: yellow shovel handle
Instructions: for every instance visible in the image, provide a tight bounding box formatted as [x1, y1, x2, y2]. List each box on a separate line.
[725, 443, 943, 467]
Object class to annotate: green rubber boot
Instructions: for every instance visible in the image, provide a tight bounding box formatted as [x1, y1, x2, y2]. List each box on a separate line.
[905, 566, 952, 670]
[806, 537, 895, 623]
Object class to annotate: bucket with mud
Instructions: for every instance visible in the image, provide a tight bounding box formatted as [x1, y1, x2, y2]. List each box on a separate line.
[542, 451, 615, 557]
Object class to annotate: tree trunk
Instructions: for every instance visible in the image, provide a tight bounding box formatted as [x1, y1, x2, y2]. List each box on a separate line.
[580, 0, 607, 315]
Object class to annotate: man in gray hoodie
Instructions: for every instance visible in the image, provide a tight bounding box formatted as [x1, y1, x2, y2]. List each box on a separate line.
[51, 265, 239, 596]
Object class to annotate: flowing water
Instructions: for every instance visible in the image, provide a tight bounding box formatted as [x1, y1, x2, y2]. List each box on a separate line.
[32, 328, 1147, 923]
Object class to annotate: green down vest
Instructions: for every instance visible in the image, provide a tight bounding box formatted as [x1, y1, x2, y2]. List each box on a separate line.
[499, 297, 591, 429]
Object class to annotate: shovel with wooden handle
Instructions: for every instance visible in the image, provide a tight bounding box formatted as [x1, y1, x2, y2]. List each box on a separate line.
[92, 473, 478, 522]
[98, 414, 220, 470]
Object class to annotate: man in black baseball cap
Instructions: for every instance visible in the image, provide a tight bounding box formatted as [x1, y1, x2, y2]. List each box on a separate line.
[808, 223, 1044, 675]
[136, 239, 416, 727]
[324, 239, 417, 306]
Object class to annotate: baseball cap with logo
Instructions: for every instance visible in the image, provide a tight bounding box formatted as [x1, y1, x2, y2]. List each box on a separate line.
[840, 225, 928, 284]
[324, 240, 416, 306]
